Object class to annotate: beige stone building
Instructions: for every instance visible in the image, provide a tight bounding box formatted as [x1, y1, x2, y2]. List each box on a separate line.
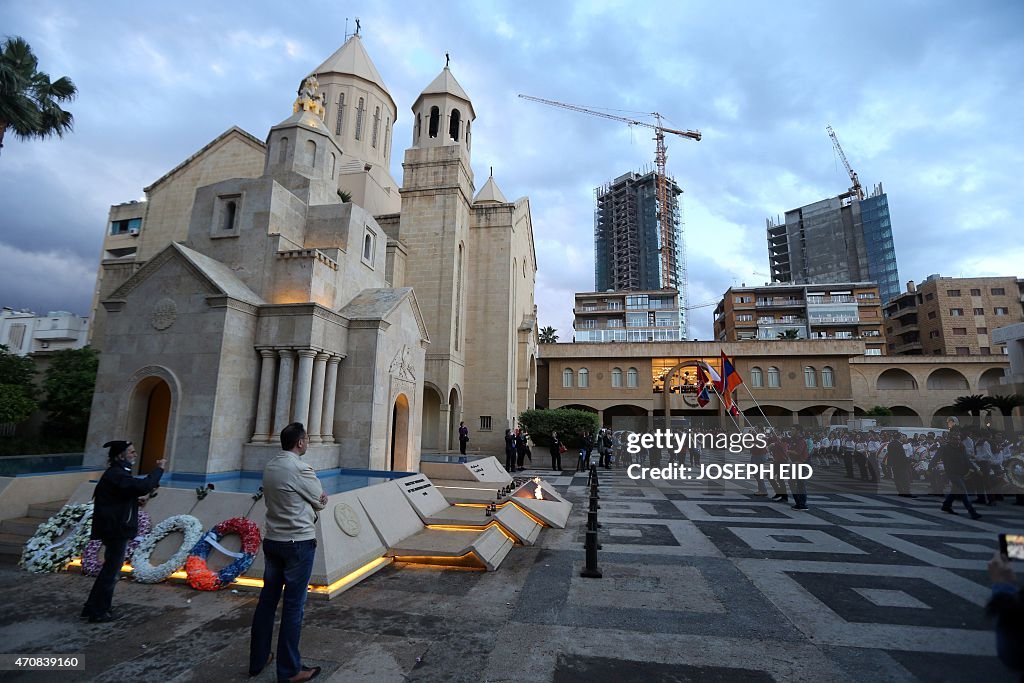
[884, 274, 1024, 356]
[538, 340, 1010, 428]
[84, 35, 537, 474]
[713, 282, 886, 354]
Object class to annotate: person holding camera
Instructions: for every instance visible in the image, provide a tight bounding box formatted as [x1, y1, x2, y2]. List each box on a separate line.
[81, 440, 164, 623]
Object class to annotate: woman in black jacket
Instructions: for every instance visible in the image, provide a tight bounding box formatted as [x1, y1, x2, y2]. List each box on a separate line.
[548, 431, 562, 472]
[81, 440, 164, 623]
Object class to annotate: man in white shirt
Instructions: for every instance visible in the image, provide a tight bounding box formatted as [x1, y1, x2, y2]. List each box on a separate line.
[249, 423, 327, 682]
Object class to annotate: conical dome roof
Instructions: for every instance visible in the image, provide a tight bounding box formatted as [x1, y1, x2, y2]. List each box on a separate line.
[414, 67, 475, 118]
[311, 35, 390, 95]
[474, 172, 508, 204]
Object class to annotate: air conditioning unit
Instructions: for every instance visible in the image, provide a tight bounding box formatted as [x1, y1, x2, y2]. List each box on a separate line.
[129, 227, 140, 236]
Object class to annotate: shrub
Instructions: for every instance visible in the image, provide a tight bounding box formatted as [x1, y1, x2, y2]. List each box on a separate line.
[518, 408, 599, 449]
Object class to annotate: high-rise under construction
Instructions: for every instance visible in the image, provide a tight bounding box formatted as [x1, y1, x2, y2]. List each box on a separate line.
[594, 169, 686, 335]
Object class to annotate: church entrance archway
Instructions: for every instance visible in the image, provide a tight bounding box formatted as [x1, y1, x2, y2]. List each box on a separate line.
[128, 377, 172, 474]
[420, 385, 442, 452]
[390, 394, 410, 471]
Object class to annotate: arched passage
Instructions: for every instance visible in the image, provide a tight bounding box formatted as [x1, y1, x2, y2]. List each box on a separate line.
[421, 385, 443, 451]
[121, 368, 180, 474]
[927, 368, 969, 391]
[931, 405, 959, 428]
[979, 367, 1008, 390]
[137, 379, 171, 474]
[888, 406, 923, 426]
[390, 394, 410, 471]
[876, 368, 918, 390]
[561, 404, 598, 414]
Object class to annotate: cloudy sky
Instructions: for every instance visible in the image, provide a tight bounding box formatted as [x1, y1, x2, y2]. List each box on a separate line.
[2, 0, 1022, 340]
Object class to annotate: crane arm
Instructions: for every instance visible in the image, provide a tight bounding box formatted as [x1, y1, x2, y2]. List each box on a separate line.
[518, 94, 701, 141]
[826, 125, 864, 200]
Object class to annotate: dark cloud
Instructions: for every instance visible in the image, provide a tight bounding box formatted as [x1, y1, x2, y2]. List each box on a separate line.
[1, 0, 1021, 343]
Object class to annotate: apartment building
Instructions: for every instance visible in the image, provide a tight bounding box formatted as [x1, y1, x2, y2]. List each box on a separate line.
[573, 289, 683, 343]
[885, 275, 1024, 356]
[713, 282, 886, 355]
[0, 308, 90, 356]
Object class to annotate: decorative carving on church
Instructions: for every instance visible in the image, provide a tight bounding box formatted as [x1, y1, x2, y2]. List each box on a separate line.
[389, 345, 416, 381]
[293, 75, 326, 120]
[151, 298, 177, 331]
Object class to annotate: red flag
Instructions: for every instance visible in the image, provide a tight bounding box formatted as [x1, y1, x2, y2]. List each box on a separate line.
[695, 366, 710, 408]
[729, 403, 741, 417]
[720, 352, 743, 396]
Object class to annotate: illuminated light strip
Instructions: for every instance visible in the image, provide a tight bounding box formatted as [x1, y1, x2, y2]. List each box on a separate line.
[433, 485, 501, 492]
[425, 522, 519, 544]
[452, 502, 512, 509]
[505, 502, 549, 528]
[390, 551, 486, 569]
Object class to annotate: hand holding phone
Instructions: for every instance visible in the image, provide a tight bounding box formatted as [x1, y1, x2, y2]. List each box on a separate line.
[999, 533, 1024, 561]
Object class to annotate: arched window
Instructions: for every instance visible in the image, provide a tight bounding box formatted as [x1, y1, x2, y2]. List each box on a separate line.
[363, 234, 372, 261]
[562, 368, 574, 388]
[304, 139, 316, 166]
[278, 137, 289, 164]
[428, 106, 440, 138]
[750, 366, 763, 388]
[611, 367, 622, 388]
[767, 366, 780, 388]
[335, 93, 345, 135]
[822, 366, 835, 388]
[384, 116, 390, 158]
[329, 153, 336, 179]
[455, 244, 464, 351]
[449, 108, 461, 141]
[222, 201, 237, 231]
[466, 120, 471, 149]
[804, 366, 817, 388]
[416, 113, 421, 141]
[578, 368, 589, 388]
[372, 106, 381, 148]
[355, 98, 365, 140]
[626, 367, 638, 388]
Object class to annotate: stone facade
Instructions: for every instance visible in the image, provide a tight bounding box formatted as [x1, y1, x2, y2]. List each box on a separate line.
[84, 36, 537, 473]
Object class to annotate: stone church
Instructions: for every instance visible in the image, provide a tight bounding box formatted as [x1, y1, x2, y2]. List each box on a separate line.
[84, 34, 538, 475]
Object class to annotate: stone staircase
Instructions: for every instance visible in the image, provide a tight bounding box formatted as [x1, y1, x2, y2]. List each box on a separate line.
[0, 500, 67, 559]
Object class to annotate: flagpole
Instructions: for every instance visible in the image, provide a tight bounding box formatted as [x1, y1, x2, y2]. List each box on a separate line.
[740, 382, 774, 430]
[697, 361, 742, 431]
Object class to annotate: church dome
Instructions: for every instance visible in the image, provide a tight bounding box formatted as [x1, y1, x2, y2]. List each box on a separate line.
[311, 35, 393, 109]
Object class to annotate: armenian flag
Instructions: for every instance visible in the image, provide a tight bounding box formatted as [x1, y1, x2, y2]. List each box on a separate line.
[695, 366, 711, 408]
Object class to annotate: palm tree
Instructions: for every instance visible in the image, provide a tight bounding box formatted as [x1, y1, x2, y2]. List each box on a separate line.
[777, 329, 800, 340]
[953, 394, 994, 416]
[0, 36, 77, 153]
[989, 394, 1024, 417]
[538, 326, 558, 344]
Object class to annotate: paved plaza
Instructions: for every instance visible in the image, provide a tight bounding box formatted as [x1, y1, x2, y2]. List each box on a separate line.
[0, 459, 1017, 682]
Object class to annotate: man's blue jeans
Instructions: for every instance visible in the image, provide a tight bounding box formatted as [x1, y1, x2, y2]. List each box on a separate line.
[249, 538, 317, 681]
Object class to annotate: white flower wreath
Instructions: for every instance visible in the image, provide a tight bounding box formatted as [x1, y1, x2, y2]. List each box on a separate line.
[130, 514, 204, 584]
[20, 502, 94, 574]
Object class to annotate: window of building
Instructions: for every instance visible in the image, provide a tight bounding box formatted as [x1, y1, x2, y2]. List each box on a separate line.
[466, 120, 471, 149]
[947, 289, 961, 297]
[335, 93, 345, 135]
[736, 314, 753, 322]
[578, 368, 589, 388]
[977, 327, 988, 334]
[371, 106, 380, 148]
[974, 308, 985, 315]
[981, 347, 991, 355]
[804, 366, 817, 388]
[822, 366, 834, 388]
[956, 347, 970, 356]
[952, 327, 967, 335]
[925, 293, 934, 301]
[865, 349, 882, 356]
[626, 295, 649, 309]
[857, 292, 877, 299]
[479, 416, 491, 431]
[950, 308, 964, 316]
[611, 367, 622, 388]
[626, 367, 638, 388]
[384, 116, 391, 159]
[995, 307, 1009, 315]
[355, 98, 365, 140]
[928, 311, 937, 319]
[992, 287, 1006, 295]
[626, 312, 647, 327]
[767, 366, 780, 388]
[607, 319, 623, 328]
[970, 288, 981, 296]
[929, 330, 940, 338]
[278, 136, 289, 163]
[449, 108, 461, 141]
[428, 106, 440, 138]
[562, 368, 574, 387]
[110, 217, 142, 235]
[579, 319, 596, 329]
[750, 367, 763, 388]
[360, 227, 376, 264]
[416, 113, 421, 140]
[734, 295, 752, 304]
[6, 323, 26, 348]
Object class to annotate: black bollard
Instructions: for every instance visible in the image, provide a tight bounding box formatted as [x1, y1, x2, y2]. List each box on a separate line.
[580, 527, 602, 578]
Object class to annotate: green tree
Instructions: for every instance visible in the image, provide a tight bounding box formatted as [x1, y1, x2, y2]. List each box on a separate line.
[989, 394, 1024, 417]
[865, 405, 893, 417]
[41, 347, 98, 438]
[518, 408, 599, 449]
[538, 326, 558, 344]
[777, 329, 800, 340]
[953, 394, 994, 416]
[0, 344, 37, 425]
[0, 36, 77, 153]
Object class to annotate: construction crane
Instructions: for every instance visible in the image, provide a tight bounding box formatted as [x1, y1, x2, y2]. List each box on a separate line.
[826, 125, 864, 202]
[518, 93, 701, 335]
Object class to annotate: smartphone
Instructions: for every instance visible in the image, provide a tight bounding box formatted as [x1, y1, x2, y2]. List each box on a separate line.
[999, 533, 1024, 560]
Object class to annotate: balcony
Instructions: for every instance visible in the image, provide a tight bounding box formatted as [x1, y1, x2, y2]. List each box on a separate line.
[893, 340, 923, 353]
[809, 315, 860, 325]
[755, 298, 804, 308]
[886, 306, 917, 319]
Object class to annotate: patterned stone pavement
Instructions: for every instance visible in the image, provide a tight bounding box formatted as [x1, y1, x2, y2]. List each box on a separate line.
[0, 458, 1017, 681]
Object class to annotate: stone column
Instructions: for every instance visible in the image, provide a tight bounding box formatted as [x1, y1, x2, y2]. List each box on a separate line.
[320, 356, 341, 443]
[292, 349, 317, 429]
[273, 349, 295, 434]
[597, 409, 604, 431]
[439, 403, 451, 451]
[251, 348, 277, 443]
[307, 352, 330, 443]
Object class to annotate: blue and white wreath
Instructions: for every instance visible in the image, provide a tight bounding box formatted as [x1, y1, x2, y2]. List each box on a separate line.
[130, 514, 204, 584]
[20, 502, 94, 574]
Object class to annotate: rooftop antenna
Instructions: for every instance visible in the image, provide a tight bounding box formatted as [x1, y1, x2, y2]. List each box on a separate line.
[344, 17, 349, 41]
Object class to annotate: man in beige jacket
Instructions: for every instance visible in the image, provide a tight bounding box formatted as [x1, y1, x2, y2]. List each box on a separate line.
[249, 422, 327, 682]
